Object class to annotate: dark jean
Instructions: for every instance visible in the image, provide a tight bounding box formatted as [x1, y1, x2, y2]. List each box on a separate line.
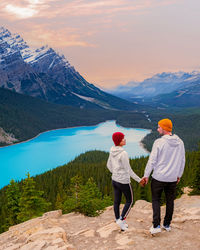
[151, 178, 177, 227]
[112, 180, 133, 220]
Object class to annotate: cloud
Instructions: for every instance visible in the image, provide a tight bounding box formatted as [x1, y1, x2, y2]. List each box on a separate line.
[43, 0, 182, 18]
[27, 0, 46, 4]
[1, 0, 52, 19]
[19, 24, 97, 48]
[47, 0, 149, 17]
[5, 4, 38, 19]
[1, 0, 182, 20]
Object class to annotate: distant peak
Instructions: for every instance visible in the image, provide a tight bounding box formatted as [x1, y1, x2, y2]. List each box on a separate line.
[0, 26, 8, 32]
[0, 27, 11, 37]
[35, 45, 49, 53]
[0, 27, 73, 70]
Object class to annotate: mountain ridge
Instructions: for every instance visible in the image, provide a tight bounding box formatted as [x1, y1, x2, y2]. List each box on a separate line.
[108, 70, 200, 100]
[0, 87, 151, 146]
[149, 80, 200, 108]
[0, 27, 136, 111]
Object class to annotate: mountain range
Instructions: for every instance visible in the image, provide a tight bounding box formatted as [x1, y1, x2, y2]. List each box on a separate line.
[108, 71, 200, 108]
[1, 27, 200, 148]
[0, 27, 136, 111]
[2, 26, 199, 111]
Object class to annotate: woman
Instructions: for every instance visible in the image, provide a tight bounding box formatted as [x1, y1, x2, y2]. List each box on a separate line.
[107, 132, 145, 231]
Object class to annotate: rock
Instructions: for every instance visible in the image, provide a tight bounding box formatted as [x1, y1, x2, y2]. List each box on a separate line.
[42, 210, 62, 219]
[20, 241, 47, 250]
[182, 187, 193, 194]
[133, 199, 152, 210]
[0, 127, 18, 144]
[96, 222, 118, 238]
[8, 220, 45, 240]
[26, 227, 67, 243]
[0, 194, 200, 250]
[1, 243, 22, 250]
[115, 235, 134, 246]
[80, 229, 95, 237]
[129, 227, 149, 235]
[173, 215, 200, 223]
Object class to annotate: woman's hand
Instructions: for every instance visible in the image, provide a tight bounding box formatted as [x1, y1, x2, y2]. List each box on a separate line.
[139, 178, 146, 187]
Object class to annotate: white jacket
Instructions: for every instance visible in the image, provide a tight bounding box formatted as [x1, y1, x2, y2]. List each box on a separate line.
[144, 134, 185, 182]
[107, 146, 141, 184]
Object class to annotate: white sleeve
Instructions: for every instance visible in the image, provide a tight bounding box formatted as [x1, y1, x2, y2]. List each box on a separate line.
[178, 143, 185, 178]
[144, 140, 159, 177]
[121, 151, 141, 183]
[107, 154, 113, 173]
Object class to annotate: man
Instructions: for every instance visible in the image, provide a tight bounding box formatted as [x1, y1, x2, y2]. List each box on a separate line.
[143, 118, 185, 234]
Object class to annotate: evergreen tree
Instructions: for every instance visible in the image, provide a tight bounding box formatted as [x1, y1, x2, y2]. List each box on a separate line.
[175, 179, 184, 198]
[5, 179, 20, 227]
[190, 146, 200, 195]
[55, 178, 66, 210]
[17, 173, 51, 222]
[0, 206, 8, 233]
[78, 177, 112, 216]
[63, 175, 83, 213]
[63, 176, 112, 216]
[55, 193, 63, 210]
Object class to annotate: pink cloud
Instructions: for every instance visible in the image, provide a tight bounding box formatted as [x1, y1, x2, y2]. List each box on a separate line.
[0, 0, 182, 20]
[5, 4, 38, 18]
[18, 24, 97, 48]
[0, 0, 52, 19]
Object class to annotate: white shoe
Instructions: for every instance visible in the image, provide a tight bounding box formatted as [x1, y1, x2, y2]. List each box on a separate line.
[150, 225, 161, 234]
[116, 219, 128, 231]
[123, 220, 128, 228]
[162, 225, 171, 232]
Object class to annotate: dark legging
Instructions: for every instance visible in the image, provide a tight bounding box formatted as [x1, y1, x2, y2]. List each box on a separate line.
[112, 180, 133, 220]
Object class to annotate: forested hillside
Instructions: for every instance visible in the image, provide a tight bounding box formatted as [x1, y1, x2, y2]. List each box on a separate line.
[1, 87, 200, 152]
[0, 149, 199, 233]
[0, 87, 150, 147]
[141, 108, 200, 152]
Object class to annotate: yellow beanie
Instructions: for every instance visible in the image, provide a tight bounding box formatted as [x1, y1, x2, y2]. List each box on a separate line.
[158, 118, 173, 132]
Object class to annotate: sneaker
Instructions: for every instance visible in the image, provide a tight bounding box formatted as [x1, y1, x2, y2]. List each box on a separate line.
[150, 225, 161, 234]
[162, 225, 171, 232]
[116, 219, 128, 231]
[123, 220, 128, 228]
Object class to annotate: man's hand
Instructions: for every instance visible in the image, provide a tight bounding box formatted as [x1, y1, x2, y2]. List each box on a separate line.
[140, 177, 146, 187]
[143, 177, 149, 185]
[139, 178, 145, 187]
[177, 177, 180, 184]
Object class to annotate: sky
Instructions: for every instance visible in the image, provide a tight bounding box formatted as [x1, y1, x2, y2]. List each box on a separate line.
[0, 0, 200, 89]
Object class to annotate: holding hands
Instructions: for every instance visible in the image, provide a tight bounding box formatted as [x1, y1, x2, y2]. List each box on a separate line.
[139, 177, 148, 187]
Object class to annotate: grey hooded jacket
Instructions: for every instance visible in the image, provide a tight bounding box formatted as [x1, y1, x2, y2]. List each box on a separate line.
[107, 146, 141, 184]
[144, 134, 185, 182]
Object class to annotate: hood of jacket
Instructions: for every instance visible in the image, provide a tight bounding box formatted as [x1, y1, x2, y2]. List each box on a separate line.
[110, 146, 125, 157]
[162, 134, 182, 147]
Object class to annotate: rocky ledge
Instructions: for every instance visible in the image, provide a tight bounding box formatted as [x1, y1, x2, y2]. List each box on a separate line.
[0, 127, 18, 145]
[0, 192, 200, 250]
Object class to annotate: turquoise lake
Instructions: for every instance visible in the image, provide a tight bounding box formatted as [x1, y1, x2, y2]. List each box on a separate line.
[0, 121, 150, 188]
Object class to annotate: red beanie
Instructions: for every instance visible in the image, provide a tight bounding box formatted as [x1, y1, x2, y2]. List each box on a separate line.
[112, 132, 125, 146]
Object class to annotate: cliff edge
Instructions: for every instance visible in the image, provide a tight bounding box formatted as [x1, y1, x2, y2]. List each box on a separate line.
[0, 192, 200, 250]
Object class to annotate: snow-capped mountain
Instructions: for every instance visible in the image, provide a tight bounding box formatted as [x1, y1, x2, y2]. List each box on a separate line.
[108, 71, 200, 100]
[0, 27, 136, 110]
[149, 80, 200, 108]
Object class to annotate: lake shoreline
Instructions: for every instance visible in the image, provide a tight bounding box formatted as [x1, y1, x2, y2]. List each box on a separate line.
[0, 120, 110, 149]
[0, 120, 151, 152]
[0, 121, 151, 189]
